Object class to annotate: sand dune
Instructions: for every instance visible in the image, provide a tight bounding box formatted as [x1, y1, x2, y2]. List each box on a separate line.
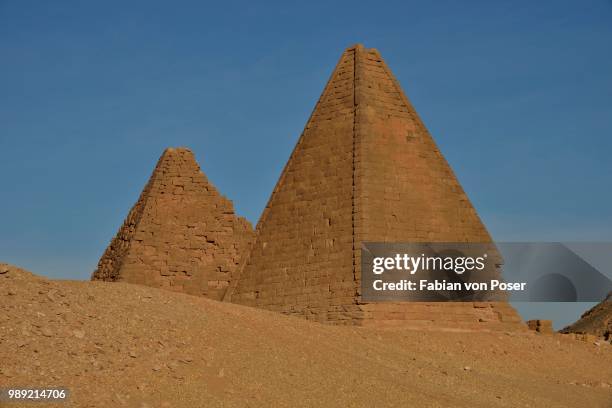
[1, 263, 610, 407]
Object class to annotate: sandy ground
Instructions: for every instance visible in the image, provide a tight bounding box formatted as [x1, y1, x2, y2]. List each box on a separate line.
[1, 264, 611, 408]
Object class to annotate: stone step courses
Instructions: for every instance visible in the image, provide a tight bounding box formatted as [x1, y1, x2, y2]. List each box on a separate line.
[227, 44, 524, 331]
[92, 147, 254, 300]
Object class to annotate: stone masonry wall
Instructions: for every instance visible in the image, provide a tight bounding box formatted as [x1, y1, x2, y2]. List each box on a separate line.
[228, 49, 358, 321]
[352, 46, 521, 328]
[92, 148, 253, 300]
[228, 45, 524, 330]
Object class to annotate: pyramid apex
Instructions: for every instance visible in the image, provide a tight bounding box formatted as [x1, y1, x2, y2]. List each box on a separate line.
[162, 146, 193, 155]
[343, 44, 383, 59]
[345, 43, 365, 52]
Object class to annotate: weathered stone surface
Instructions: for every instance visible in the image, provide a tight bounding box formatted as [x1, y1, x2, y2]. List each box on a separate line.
[527, 319, 554, 334]
[227, 44, 524, 330]
[92, 147, 254, 300]
[561, 291, 611, 340]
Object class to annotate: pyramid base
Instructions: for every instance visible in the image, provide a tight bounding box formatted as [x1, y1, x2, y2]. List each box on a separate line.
[276, 302, 526, 332]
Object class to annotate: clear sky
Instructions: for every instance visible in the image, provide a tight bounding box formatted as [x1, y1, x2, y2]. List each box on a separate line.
[1, 1, 611, 329]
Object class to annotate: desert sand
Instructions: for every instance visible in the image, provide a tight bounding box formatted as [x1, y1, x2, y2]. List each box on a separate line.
[1, 263, 610, 408]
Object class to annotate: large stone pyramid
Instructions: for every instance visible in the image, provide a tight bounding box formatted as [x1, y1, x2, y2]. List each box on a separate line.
[92, 147, 253, 300]
[227, 44, 523, 330]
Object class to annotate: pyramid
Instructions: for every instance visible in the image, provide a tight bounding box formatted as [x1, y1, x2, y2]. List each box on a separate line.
[92, 147, 254, 300]
[561, 292, 611, 340]
[227, 44, 524, 330]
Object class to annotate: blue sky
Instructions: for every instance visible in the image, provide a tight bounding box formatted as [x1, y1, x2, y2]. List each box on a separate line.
[1, 1, 611, 328]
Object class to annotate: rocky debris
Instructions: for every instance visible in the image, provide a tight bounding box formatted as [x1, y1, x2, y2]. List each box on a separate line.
[527, 319, 554, 334]
[563, 332, 611, 345]
[40, 327, 54, 337]
[73, 329, 86, 339]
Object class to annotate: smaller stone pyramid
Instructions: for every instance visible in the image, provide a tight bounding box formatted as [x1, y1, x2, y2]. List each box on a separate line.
[561, 292, 611, 340]
[92, 147, 253, 300]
